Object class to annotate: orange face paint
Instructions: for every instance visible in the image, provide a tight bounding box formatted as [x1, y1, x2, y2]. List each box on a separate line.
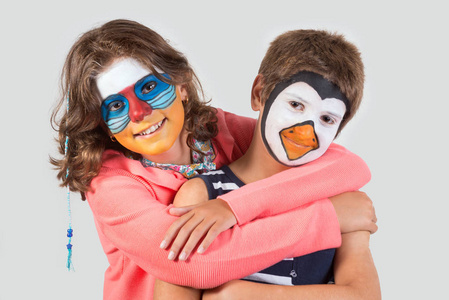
[260, 71, 347, 167]
[280, 122, 318, 160]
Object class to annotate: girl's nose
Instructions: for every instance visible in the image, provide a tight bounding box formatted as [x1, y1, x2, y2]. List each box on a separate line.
[128, 97, 153, 122]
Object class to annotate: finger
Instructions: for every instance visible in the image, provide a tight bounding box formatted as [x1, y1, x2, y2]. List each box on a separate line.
[197, 222, 223, 254]
[169, 215, 205, 260]
[161, 212, 194, 249]
[179, 220, 215, 261]
[369, 222, 378, 234]
[169, 205, 196, 216]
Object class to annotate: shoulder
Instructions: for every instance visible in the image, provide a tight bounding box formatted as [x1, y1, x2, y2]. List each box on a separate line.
[326, 143, 369, 171]
[173, 177, 209, 207]
[215, 108, 256, 131]
[213, 109, 256, 163]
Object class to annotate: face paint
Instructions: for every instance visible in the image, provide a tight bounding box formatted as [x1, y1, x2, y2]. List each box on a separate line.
[98, 59, 176, 134]
[280, 120, 318, 160]
[96, 58, 185, 157]
[261, 71, 347, 166]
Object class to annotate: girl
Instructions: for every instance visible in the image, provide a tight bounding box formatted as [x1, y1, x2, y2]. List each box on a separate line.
[51, 19, 376, 300]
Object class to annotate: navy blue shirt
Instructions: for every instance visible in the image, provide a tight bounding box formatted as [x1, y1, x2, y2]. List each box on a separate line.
[197, 165, 335, 286]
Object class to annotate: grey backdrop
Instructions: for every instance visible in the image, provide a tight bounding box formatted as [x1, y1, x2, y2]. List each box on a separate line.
[1, 1, 447, 299]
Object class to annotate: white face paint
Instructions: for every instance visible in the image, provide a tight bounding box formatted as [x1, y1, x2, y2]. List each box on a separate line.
[263, 81, 346, 166]
[97, 58, 153, 99]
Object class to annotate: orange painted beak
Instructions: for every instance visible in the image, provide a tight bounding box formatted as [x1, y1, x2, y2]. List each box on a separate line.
[280, 123, 319, 160]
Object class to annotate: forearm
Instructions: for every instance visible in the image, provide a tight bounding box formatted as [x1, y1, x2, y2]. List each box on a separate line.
[220, 143, 371, 224]
[204, 281, 375, 300]
[204, 231, 380, 300]
[162, 199, 340, 288]
[204, 256, 380, 300]
[154, 279, 202, 300]
[90, 179, 339, 288]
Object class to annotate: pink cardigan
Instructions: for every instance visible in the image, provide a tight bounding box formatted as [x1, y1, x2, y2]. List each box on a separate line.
[86, 109, 371, 299]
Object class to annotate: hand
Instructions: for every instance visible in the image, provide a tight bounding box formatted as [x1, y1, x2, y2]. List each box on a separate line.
[160, 199, 237, 261]
[330, 191, 378, 234]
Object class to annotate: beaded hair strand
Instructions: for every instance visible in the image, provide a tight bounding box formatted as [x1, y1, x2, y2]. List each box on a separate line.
[65, 92, 74, 271]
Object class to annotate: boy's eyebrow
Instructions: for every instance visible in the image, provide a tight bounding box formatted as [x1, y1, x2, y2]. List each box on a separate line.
[284, 91, 344, 119]
[325, 110, 344, 119]
[284, 92, 310, 104]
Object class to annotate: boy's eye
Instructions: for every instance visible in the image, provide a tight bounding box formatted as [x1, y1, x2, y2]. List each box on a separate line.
[142, 81, 157, 94]
[289, 101, 304, 111]
[108, 100, 125, 111]
[321, 115, 335, 125]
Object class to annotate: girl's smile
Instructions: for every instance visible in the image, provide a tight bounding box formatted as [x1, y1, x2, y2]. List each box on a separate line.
[96, 58, 187, 159]
[135, 119, 165, 137]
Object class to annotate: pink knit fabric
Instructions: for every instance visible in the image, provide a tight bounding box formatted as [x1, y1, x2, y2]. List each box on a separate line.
[86, 109, 370, 299]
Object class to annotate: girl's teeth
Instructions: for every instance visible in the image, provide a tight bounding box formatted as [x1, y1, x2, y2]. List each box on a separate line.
[139, 120, 163, 136]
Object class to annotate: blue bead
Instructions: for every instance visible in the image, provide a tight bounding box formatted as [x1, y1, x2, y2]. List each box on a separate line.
[67, 229, 73, 237]
[67, 243, 72, 249]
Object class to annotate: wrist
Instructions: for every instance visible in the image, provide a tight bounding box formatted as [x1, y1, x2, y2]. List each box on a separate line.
[216, 198, 239, 224]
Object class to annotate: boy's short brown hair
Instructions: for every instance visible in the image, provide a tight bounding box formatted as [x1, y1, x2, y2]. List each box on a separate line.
[258, 30, 365, 133]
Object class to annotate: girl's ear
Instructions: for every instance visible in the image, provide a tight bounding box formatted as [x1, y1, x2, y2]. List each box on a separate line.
[251, 74, 264, 111]
[178, 84, 189, 101]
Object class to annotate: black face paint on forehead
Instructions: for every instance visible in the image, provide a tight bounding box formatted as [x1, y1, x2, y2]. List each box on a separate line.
[260, 70, 349, 166]
[265, 71, 349, 112]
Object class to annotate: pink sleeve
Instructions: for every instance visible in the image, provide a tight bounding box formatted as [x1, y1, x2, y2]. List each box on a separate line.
[219, 143, 371, 225]
[213, 109, 256, 162]
[88, 171, 340, 289]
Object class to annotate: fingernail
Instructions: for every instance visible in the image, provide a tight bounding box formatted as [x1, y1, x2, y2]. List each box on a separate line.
[197, 246, 204, 254]
[179, 252, 187, 261]
[160, 240, 167, 249]
[168, 251, 175, 260]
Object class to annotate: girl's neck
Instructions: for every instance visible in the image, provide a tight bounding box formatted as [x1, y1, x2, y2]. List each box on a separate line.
[141, 129, 191, 165]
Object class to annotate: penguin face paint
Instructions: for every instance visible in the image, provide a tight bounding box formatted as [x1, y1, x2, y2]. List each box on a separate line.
[261, 71, 348, 166]
[96, 58, 185, 157]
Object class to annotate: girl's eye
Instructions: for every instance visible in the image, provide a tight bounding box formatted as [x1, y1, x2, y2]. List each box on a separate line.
[109, 100, 125, 111]
[289, 101, 304, 111]
[142, 81, 157, 94]
[321, 115, 336, 125]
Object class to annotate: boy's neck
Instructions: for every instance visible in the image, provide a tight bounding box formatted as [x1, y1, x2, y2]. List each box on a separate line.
[229, 126, 290, 184]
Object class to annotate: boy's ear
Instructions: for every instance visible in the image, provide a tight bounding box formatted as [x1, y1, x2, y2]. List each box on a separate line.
[251, 74, 264, 111]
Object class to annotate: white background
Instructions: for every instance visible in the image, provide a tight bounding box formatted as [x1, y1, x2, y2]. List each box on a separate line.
[1, 1, 447, 299]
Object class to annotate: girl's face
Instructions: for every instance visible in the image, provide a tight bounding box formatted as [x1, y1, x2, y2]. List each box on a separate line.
[261, 79, 346, 167]
[96, 58, 186, 157]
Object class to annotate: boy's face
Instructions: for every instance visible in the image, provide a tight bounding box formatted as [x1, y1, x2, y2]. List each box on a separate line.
[261, 71, 348, 167]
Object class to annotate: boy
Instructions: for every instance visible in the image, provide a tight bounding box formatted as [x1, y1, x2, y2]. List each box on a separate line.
[154, 29, 380, 299]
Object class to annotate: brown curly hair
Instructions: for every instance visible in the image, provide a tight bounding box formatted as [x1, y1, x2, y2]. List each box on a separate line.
[50, 19, 218, 199]
[258, 29, 365, 135]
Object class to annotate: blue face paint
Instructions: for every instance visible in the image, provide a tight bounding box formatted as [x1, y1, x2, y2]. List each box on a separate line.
[101, 74, 176, 134]
[134, 73, 176, 109]
[101, 94, 130, 134]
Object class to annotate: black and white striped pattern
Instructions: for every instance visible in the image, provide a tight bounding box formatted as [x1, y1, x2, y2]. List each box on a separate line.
[196, 165, 335, 286]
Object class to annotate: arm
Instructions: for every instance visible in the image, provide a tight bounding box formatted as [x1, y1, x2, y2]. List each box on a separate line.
[215, 109, 371, 225]
[203, 231, 381, 300]
[153, 179, 210, 299]
[88, 169, 341, 288]
[166, 185, 376, 262]
[153, 280, 202, 300]
[220, 143, 371, 225]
